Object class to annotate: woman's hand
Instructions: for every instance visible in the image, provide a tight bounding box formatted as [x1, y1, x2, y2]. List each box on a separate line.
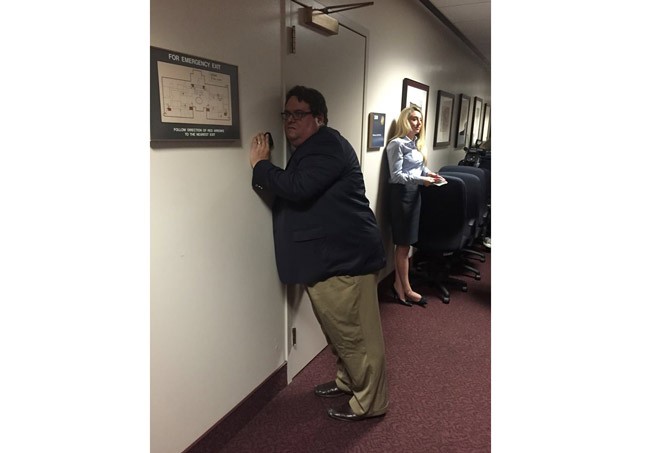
[428, 172, 446, 184]
[422, 176, 435, 187]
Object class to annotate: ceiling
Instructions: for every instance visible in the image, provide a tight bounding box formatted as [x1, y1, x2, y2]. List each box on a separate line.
[422, 0, 491, 66]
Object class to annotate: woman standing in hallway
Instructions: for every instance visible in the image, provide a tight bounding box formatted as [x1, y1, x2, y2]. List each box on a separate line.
[386, 105, 445, 307]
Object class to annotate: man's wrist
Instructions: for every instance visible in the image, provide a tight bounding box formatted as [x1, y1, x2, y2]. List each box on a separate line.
[252, 157, 269, 169]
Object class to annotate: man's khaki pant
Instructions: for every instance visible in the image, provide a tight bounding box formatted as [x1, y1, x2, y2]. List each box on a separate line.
[306, 273, 388, 416]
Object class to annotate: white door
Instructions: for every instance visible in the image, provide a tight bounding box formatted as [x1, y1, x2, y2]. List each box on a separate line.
[283, 0, 368, 381]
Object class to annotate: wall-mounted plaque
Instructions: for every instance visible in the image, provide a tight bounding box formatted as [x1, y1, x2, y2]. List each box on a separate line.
[150, 46, 240, 143]
[368, 112, 386, 150]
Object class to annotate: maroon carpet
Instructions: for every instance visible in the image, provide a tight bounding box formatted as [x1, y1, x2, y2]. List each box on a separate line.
[220, 252, 491, 452]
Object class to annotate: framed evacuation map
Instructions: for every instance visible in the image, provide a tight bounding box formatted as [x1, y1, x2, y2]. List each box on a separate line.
[150, 46, 240, 143]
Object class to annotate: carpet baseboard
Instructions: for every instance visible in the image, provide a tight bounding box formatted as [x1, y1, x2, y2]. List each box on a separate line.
[183, 362, 288, 453]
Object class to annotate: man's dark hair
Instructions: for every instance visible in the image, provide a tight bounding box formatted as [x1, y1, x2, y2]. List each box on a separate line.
[286, 85, 329, 125]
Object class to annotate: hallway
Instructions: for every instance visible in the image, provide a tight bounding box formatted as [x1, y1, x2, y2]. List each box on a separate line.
[219, 252, 491, 452]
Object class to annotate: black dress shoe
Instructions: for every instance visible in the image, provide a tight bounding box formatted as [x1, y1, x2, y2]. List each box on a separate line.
[407, 295, 428, 307]
[314, 381, 353, 398]
[390, 285, 412, 307]
[327, 403, 386, 422]
[397, 298, 413, 307]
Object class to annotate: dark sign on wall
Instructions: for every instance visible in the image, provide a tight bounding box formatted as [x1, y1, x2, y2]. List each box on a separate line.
[368, 112, 386, 150]
[150, 46, 240, 143]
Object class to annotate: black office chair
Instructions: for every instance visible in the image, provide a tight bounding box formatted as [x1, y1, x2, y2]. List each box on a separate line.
[478, 151, 491, 171]
[436, 170, 482, 280]
[474, 159, 491, 244]
[440, 165, 489, 226]
[457, 148, 492, 250]
[440, 165, 490, 259]
[413, 175, 472, 304]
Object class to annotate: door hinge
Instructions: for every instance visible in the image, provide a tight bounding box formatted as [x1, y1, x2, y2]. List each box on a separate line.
[292, 327, 297, 346]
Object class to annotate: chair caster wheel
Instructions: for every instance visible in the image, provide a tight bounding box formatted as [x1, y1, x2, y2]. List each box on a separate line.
[462, 286, 468, 292]
[474, 275, 481, 281]
[442, 297, 450, 304]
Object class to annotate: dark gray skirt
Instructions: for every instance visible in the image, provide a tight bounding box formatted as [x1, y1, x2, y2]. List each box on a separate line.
[389, 183, 421, 246]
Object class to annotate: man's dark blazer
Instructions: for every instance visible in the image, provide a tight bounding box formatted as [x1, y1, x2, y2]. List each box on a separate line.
[252, 126, 386, 284]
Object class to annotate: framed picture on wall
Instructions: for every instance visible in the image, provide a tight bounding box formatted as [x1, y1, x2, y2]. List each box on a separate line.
[470, 96, 483, 147]
[455, 94, 471, 148]
[433, 90, 454, 147]
[401, 78, 430, 125]
[481, 104, 491, 142]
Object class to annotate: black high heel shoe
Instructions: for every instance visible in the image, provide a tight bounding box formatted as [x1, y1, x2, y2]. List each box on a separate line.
[406, 294, 428, 307]
[391, 285, 412, 307]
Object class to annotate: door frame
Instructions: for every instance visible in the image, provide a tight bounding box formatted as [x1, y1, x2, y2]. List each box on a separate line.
[281, 0, 370, 168]
[281, 0, 371, 382]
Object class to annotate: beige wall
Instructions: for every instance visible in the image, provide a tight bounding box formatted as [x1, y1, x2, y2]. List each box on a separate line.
[150, 1, 490, 452]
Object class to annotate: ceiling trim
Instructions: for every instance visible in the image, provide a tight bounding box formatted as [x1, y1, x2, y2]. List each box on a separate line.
[418, 0, 489, 68]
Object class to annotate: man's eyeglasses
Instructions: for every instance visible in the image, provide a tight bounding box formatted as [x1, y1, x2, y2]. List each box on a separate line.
[280, 110, 313, 121]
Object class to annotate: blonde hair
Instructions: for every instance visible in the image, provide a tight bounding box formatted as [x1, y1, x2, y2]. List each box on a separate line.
[388, 105, 426, 151]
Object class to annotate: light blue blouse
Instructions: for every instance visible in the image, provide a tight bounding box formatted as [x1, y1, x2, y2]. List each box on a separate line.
[386, 136, 432, 185]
